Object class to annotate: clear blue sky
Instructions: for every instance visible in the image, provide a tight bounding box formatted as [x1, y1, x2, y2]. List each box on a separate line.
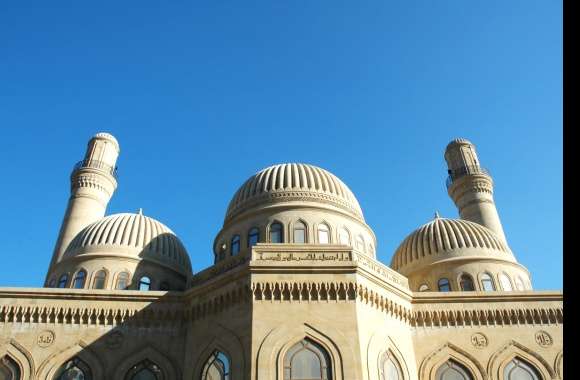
[0, 1, 562, 290]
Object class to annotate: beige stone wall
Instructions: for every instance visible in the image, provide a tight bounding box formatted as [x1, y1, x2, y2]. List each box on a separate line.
[0, 246, 563, 380]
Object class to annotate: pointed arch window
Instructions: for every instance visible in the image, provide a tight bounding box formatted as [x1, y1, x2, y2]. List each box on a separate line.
[499, 273, 513, 291]
[0, 356, 21, 380]
[379, 350, 403, 380]
[138, 276, 151, 291]
[283, 339, 331, 380]
[317, 224, 330, 244]
[72, 270, 87, 289]
[48, 277, 56, 288]
[231, 235, 240, 255]
[338, 228, 350, 245]
[270, 222, 283, 243]
[248, 227, 260, 247]
[503, 357, 542, 380]
[293, 222, 306, 243]
[459, 274, 475, 291]
[201, 350, 230, 380]
[125, 359, 163, 380]
[55, 357, 92, 380]
[92, 270, 107, 289]
[480, 273, 495, 291]
[435, 360, 473, 380]
[57, 274, 69, 288]
[438, 278, 451, 292]
[116, 272, 130, 290]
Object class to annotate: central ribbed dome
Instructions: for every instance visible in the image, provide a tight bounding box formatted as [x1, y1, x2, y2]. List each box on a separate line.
[64, 213, 192, 275]
[225, 163, 364, 223]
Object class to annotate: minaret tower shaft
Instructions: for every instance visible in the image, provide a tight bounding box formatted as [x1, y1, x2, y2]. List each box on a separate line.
[45, 133, 119, 284]
[444, 138, 507, 243]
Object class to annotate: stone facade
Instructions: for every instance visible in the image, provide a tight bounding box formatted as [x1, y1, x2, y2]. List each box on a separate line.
[0, 134, 563, 380]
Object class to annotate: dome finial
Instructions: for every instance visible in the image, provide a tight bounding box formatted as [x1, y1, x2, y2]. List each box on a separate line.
[434, 211, 441, 219]
[138, 208, 143, 215]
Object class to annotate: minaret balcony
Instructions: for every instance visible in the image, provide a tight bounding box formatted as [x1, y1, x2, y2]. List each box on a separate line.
[73, 159, 118, 179]
[446, 165, 490, 189]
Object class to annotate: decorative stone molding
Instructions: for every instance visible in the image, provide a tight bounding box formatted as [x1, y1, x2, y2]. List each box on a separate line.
[470, 333, 488, 349]
[411, 304, 562, 328]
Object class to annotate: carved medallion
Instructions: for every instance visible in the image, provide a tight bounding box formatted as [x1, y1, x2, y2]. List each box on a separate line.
[37, 330, 55, 347]
[470, 333, 488, 348]
[535, 330, 553, 347]
[106, 330, 124, 349]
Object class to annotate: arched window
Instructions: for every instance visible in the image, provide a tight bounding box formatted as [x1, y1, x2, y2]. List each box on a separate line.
[480, 273, 495, 291]
[55, 357, 92, 380]
[138, 276, 151, 291]
[0, 356, 21, 380]
[284, 339, 331, 380]
[499, 273, 513, 291]
[338, 228, 350, 245]
[293, 221, 306, 243]
[248, 227, 260, 247]
[418, 284, 430, 292]
[438, 278, 451, 292]
[116, 272, 130, 290]
[231, 235, 240, 255]
[201, 350, 230, 380]
[459, 274, 475, 291]
[379, 350, 403, 380]
[270, 222, 283, 243]
[48, 277, 56, 288]
[125, 359, 163, 380]
[72, 270, 87, 289]
[503, 357, 542, 380]
[368, 243, 375, 255]
[356, 235, 365, 253]
[317, 223, 330, 244]
[92, 270, 107, 289]
[514, 276, 526, 291]
[57, 274, 69, 288]
[435, 360, 473, 380]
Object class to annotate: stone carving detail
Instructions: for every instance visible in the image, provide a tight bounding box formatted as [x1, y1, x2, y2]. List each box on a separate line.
[255, 251, 352, 262]
[37, 330, 55, 347]
[534, 330, 553, 347]
[470, 333, 488, 348]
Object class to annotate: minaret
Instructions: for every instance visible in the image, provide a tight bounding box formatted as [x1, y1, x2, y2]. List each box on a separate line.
[45, 133, 119, 284]
[444, 138, 508, 244]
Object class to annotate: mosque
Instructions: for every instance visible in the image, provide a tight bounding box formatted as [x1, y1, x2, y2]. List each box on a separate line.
[0, 133, 562, 379]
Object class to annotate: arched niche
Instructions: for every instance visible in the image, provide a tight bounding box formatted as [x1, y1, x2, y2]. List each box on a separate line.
[418, 343, 485, 380]
[366, 332, 413, 380]
[255, 322, 353, 379]
[37, 341, 104, 380]
[0, 340, 34, 380]
[487, 340, 555, 380]
[186, 323, 245, 380]
[112, 346, 178, 380]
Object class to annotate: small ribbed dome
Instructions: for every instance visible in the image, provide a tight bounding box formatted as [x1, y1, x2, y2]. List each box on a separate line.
[391, 218, 513, 273]
[225, 163, 364, 223]
[64, 213, 191, 275]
